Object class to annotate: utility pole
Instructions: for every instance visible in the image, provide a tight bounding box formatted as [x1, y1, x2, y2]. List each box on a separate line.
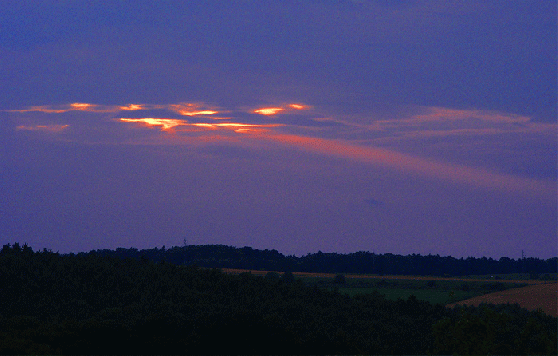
[521, 250, 525, 274]
[182, 237, 189, 266]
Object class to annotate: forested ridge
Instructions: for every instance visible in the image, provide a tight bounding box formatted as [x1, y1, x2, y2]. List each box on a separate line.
[94, 244, 557, 277]
[0, 243, 556, 354]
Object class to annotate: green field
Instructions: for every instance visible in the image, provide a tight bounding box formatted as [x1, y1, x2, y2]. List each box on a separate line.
[337, 287, 477, 304]
[298, 275, 528, 305]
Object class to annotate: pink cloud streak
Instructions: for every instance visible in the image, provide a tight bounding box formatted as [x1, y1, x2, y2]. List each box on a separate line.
[252, 132, 555, 199]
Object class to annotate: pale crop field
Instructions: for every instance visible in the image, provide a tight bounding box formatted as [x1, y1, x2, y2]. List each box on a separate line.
[447, 282, 557, 317]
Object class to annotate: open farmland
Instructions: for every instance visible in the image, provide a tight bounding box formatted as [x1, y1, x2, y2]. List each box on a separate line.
[1, 245, 556, 354]
[447, 282, 557, 317]
[221, 268, 547, 284]
[221, 268, 536, 305]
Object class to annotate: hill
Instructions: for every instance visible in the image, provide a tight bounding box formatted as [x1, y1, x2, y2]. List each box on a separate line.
[92, 244, 558, 277]
[0, 243, 556, 354]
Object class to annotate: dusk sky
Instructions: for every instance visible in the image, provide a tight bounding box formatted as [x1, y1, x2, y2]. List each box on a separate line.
[1, 1, 556, 259]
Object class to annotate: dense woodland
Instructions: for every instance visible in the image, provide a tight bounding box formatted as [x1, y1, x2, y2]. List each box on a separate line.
[95, 244, 557, 277]
[0, 243, 556, 354]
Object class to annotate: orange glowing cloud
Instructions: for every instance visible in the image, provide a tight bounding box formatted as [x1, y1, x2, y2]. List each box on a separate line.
[211, 123, 282, 133]
[191, 123, 218, 130]
[70, 102, 93, 110]
[7, 101, 311, 117]
[168, 103, 219, 116]
[71, 102, 150, 113]
[288, 104, 310, 110]
[184, 110, 218, 116]
[254, 107, 284, 115]
[119, 104, 145, 111]
[120, 117, 283, 134]
[253, 103, 310, 115]
[68, 103, 121, 113]
[119, 118, 187, 131]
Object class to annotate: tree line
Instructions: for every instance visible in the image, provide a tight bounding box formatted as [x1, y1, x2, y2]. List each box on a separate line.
[0, 243, 556, 354]
[92, 244, 557, 277]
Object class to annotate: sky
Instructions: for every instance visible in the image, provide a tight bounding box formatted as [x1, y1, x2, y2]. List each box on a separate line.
[1, 0, 556, 259]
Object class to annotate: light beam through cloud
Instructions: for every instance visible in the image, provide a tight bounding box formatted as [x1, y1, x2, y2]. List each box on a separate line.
[248, 132, 555, 199]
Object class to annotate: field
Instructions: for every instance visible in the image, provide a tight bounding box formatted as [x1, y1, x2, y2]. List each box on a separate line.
[447, 282, 557, 317]
[222, 269, 549, 283]
[221, 269, 544, 307]
[2, 249, 556, 355]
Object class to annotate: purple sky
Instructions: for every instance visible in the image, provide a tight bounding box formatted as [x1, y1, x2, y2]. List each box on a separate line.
[1, 1, 556, 259]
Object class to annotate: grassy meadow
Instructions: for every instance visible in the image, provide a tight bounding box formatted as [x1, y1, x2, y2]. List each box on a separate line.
[293, 274, 529, 305]
[222, 269, 538, 305]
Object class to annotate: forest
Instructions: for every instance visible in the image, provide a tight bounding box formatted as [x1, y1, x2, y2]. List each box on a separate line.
[0, 243, 556, 354]
[94, 244, 557, 277]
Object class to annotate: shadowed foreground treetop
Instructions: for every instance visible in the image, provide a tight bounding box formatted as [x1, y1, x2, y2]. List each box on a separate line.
[0, 244, 555, 355]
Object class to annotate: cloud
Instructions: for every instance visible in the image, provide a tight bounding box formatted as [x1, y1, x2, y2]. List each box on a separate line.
[6, 102, 224, 116]
[7, 103, 144, 114]
[167, 103, 219, 116]
[118, 118, 283, 134]
[252, 103, 311, 116]
[367, 107, 533, 134]
[9, 102, 544, 141]
[7, 101, 556, 198]
[409, 107, 531, 124]
[119, 118, 187, 131]
[15, 124, 69, 133]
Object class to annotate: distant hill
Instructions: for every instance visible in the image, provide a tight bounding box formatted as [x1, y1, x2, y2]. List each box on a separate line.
[89, 244, 558, 277]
